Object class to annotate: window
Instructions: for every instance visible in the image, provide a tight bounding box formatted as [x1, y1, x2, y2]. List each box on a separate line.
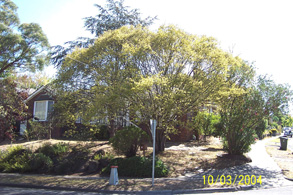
[34, 100, 54, 121]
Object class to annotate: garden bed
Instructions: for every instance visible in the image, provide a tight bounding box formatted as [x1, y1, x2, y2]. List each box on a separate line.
[0, 137, 250, 178]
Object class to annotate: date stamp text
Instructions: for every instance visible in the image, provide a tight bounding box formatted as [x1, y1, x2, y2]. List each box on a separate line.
[203, 175, 262, 185]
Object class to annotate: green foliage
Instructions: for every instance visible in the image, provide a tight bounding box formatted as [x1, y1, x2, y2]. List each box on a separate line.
[51, 0, 156, 67]
[95, 125, 110, 140]
[0, 142, 95, 175]
[30, 153, 53, 173]
[36, 142, 70, 159]
[54, 158, 75, 175]
[93, 152, 114, 161]
[102, 156, 169, 177]
[110, 126, 149, 158]
[0, 78, 27, 139]
[12, 73, 52, 90]
[27, 120, 49, 140]
[0, 145, 32, 173]
[255, 119, 268, 139]
[63, 124, 110, 141]
[216, 74, 292, 155]
[272, 116, 279, 122]
[194, 111, 220, 136]
[0, 0, 49, 76]
[281, 115, 293, 127]
[55, 25, 242, 152]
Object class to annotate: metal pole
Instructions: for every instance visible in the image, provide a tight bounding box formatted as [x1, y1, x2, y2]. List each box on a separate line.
[150, 119, 156, 187]
[152, 123, 156, 187]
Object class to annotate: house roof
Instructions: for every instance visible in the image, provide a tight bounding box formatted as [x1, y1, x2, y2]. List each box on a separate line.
[24, 85, 47, 103]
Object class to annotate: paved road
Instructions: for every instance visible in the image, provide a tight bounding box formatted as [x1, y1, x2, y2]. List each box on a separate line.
[187, 186, 293, 195]
[0, 187, 104, 195]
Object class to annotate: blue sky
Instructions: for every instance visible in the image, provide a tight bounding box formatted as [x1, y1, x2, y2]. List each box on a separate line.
[13, 0, 293, 88]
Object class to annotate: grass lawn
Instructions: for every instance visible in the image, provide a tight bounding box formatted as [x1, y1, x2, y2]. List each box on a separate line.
[265, 137, 293, 179]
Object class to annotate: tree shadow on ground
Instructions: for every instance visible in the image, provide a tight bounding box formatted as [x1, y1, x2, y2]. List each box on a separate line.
[188, 163, 288, 189]
[165, 140, 210, 149]
[201, 147, 223, 152]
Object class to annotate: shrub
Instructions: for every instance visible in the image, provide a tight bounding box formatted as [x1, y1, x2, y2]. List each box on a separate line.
[30, 153, 53, 173]
[37, 142, 70, 159]
[102, 156, 169, 177]
[95, 125, 110, 140]
[0, 146, 32, 173]
[109, 126, 149, 158]
[27, 120, 49, 140]
[93, 152, 114, 161]
[63, 124, 100, 141]
[54, 158, 74, 174]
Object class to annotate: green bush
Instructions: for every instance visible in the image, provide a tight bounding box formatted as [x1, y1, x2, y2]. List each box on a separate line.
[0, 146, 32, 173]
[36, 142, 70, 158]
[93, 152, 114, 161]
[54, 158, 75, 174]
[95, 125, 110, 140]
[30, 153, 53, 173]
[109, 126, 149, 157]
[27, 120, 49, 140]
[102, 156, 169, 177]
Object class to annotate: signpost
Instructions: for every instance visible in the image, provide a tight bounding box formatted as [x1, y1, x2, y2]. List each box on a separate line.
[150, 119, 157, 187]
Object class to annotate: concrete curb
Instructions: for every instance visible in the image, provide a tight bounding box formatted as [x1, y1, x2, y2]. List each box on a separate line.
[0, 182, 254, 194]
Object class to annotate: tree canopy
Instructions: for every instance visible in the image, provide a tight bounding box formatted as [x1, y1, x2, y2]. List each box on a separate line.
[215, 73, 292, 154]
[51, 0, 157, 68]
[0, 0, 50, 77]
[54, 25, 246, 152]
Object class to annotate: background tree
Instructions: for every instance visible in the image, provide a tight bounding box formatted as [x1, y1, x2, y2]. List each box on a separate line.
[216, 74, 292, 155]
[51, 0, 157, 67]
[12, 72, 52, 89]
[0, 0, 50, 77]
[281, 115, 293, 127]
[193, 111, 220, 141]
[0, 78, 27, 139]
[0, 0, 49, 139]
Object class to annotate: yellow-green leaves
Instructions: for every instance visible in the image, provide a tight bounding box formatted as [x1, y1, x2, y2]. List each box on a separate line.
[55, 24, 252, 152]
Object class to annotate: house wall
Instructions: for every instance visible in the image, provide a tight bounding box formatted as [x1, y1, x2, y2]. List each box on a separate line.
[137, 115, 194, 143]
[26, 91, 62, 139]
[168, 114, 194, 142]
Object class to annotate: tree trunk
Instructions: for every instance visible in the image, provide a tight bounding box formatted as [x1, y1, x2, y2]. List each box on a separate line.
[154, 129, 166, 153]
[109, 119, 116, 138]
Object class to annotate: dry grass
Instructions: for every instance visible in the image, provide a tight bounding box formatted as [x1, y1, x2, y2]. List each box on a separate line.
[0, 137, 253, 191]
[265, 138, 293, 179]
[137, 137, 250, 177]
[0, 137, 250, 178]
